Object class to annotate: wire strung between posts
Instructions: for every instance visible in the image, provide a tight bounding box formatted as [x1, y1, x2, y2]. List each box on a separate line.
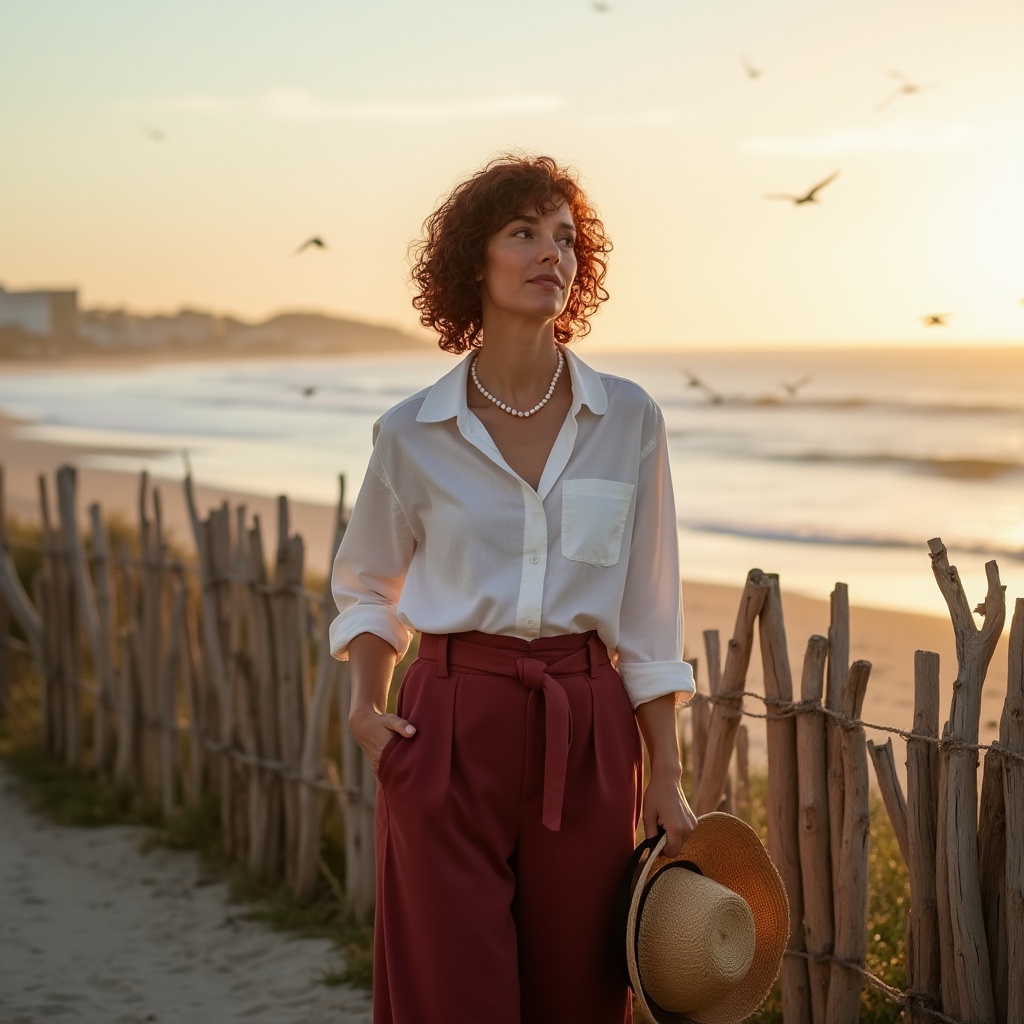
[688, 689, 1024, 765]
[26, 667, 355, 799]
[787, 949, 962, 1024]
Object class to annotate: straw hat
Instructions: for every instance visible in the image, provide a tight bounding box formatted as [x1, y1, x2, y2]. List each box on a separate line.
[622, 813, 789, 1024]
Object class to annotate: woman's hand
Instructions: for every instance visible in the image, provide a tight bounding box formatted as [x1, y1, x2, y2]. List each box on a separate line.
[348, 705, 416, 776]
[634, 692, 698, 857]
[642, 771, 697, 857]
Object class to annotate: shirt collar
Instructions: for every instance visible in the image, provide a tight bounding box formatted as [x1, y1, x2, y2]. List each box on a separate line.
[415, 346, 608, 424]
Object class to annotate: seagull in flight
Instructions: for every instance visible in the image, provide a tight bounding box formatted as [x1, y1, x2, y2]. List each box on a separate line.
[764, 171, 840, 205]
[295, 236, 327, 255]
[921, 313, 952, 326]
[681, 368, 724, 405]
[740, 54, 764, 80]
[876, 71, 935, 112]
[779, 374, 813, 399]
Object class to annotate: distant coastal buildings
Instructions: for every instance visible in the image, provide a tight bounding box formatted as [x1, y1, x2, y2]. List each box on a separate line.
[0, 284, 78, 346]
[0, 281, 425, 358]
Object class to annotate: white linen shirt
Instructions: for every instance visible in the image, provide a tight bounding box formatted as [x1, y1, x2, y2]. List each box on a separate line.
[329, 347, 695, 708]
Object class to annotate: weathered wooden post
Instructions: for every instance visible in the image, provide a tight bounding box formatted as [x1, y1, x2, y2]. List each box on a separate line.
[57, 467, 118, 776]
[758, 574, 811, 1024]
[295, 477, 348, 903]
[905, 649, 941, 1023]
[113, 542, 143, 783]
[225, 505, 257, 869]
[232, 513, 276, 881]
[136, 473, 168, 797]
[979, 703, 1009, 1024]
[184, 477, 235, 858]
[826, 659, 871, 1024]
[270, 495, 309, 886]
[1002, 598, 1024, 1024]
[88, 503, 117, 774]
[179, 582, 205, 806]
[692, 569, 770, 814]
[40, 473, 80, 764]
[0, 468, 10, 718]
[795, 633, 832, 1024]
[0, 468, 43, 676]
[930, 539, 1003, 1024]
[866, 738, 909, 865]
[826, 583, 850, 915]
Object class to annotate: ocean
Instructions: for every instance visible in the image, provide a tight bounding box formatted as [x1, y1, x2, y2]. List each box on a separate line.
[2, 345, 1022, 621]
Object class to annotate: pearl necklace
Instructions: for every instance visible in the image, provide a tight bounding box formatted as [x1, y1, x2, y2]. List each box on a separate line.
[470, 349, 565, 418]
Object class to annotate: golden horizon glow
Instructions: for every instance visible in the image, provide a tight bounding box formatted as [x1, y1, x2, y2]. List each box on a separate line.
[2, 0, 1023, 350]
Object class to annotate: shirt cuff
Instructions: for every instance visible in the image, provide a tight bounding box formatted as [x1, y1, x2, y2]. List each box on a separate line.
[329, 606, 414, 662]
[619, 659, 696, 709]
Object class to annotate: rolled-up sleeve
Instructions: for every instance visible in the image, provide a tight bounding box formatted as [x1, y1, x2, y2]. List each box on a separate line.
[329, 443, 417, 661]
[616, 407, 696, 708]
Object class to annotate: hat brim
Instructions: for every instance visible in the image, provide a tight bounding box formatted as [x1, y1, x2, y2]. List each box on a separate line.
[625, 813, 789, 1024]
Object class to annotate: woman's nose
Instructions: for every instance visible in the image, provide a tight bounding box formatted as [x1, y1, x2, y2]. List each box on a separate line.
[538, 237, 561, 263]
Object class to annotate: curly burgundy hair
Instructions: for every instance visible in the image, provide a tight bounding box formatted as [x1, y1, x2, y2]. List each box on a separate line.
[410, 154, 612, 354]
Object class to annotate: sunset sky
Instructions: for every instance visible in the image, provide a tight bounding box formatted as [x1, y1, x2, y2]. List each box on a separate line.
[2, 0, 1023, 349]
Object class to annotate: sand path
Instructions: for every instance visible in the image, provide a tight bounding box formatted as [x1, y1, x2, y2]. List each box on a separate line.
[0, 765, 372, 1024]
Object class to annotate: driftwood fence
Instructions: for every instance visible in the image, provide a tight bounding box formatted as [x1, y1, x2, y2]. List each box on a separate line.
[1, 462, 1022, 1024]
[0, 464, 377, 923]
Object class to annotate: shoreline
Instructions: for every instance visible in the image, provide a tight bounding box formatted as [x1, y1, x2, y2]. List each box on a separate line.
[1, 409, 1014, 774]
[0, 343, 435, 376]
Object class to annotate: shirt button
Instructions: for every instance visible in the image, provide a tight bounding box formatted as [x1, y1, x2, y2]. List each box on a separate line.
[530, 554, 540, 564]
[526, 618, 536, 627]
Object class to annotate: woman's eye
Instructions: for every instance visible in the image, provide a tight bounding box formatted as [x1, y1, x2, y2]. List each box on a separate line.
[558, 235, 576, 247]
[512, 227, 532, 238]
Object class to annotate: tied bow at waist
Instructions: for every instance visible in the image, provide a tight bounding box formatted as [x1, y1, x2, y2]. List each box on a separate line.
[418, 631, 610, 831]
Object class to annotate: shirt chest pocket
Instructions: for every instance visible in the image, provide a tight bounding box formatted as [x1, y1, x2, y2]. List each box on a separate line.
[561, 478, 636, 567]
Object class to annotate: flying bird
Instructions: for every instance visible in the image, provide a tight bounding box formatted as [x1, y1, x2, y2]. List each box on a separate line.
[681, 368, 724, 405]
[591, 1, 611, 10]
[779, 374, 813, 399]
[764, 171, 840, 205]
[295, 236, 327, 255]
[740, 54, 764, 80]
[876, 71, 935, 113]
[921, 313, 952, 326]
[143, 126, 166, 142]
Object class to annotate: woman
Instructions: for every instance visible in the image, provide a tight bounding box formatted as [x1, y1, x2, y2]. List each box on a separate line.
[331, 154, 697, 1024]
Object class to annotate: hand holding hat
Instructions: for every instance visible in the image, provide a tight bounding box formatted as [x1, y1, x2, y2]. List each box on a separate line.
[620, 812, 790, 1024]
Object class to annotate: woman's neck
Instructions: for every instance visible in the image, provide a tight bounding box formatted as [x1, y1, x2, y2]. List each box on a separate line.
[473, 320, 561, 390]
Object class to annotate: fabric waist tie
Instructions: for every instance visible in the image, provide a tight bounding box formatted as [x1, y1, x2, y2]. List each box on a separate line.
[417, 630, 610, 832]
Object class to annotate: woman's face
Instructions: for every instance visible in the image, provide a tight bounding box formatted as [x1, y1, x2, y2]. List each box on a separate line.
[477, 201, 578, 326]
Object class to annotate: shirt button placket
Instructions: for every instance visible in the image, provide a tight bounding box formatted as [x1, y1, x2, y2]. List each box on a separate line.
[519, 489, 546, 637]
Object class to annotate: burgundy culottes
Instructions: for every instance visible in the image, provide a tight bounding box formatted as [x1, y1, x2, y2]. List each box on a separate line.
[372, 630, 643, 1024]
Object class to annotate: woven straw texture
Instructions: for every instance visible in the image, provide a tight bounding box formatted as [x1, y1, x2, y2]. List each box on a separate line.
[626, 813, 790, 1024]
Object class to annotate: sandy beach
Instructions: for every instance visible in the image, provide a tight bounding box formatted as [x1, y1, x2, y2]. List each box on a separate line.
[0, 764, 372, 1024]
